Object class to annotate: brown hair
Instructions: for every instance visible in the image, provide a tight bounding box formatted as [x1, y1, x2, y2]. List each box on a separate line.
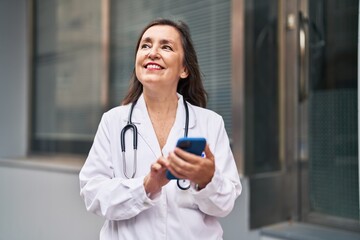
[121, 18, 207, 107]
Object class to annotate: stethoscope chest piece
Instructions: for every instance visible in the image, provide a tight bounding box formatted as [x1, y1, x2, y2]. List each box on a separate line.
[177, 179, 191, 190]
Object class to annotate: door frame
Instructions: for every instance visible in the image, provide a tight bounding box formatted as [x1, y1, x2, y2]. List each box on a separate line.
[247, 0, 300, 228]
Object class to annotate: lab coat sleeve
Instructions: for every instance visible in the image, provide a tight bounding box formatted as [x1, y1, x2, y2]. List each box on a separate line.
[79, 112, 159, 221]
[191, 116, 242, 217]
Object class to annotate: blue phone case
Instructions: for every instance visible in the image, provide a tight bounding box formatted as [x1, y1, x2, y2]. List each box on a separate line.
[166, 137, 206, 180]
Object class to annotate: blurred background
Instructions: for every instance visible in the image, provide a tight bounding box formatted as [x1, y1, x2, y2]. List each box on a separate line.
[0, 0, 359, 239]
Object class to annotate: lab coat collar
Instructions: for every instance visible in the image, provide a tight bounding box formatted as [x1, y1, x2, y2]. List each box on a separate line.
[122, 93, 196, 130]
[175, 93, 196, 131]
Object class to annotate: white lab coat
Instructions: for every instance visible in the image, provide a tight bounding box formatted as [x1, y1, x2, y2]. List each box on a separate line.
[79, 94, 241, 240]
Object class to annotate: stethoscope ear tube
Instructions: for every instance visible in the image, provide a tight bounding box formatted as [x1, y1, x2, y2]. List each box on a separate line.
[121, 123, 138, 179]
[176, 98, 190, 190]
[183, 97, 189, 138]
[122, 150, 137, 179]
[121, 101, 138, 179]
[120, 124, 138, 152]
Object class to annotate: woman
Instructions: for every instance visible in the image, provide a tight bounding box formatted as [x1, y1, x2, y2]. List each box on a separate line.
[79, 18, 241, 240]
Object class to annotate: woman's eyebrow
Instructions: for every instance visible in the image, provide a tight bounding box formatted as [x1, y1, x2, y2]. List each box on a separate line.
[141, 37, 175, 45]
[160, 39, 174, 45]
[141, 37, 152, 43]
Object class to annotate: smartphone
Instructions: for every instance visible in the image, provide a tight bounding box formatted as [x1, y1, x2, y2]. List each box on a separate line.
[166, 137, 207, 180]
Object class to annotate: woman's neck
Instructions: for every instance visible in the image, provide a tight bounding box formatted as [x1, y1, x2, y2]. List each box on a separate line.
[143, 92, 179, 115]
[143, 92, 179, 149]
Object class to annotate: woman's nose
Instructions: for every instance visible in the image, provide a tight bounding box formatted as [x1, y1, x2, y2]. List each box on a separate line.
[147, 47, 160, 59]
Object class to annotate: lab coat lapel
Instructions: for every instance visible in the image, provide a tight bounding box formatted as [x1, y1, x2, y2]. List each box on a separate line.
[130, 95, 162, 158]
[165, 94, 197, 149]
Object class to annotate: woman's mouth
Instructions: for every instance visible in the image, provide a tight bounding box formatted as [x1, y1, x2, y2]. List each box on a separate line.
[145, 63, 163, 70]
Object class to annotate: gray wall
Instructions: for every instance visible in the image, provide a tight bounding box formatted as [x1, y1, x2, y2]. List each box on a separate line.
[221, 177, 260, 240]
[0, 162, 103, 240]
[0, 0, 29, 158]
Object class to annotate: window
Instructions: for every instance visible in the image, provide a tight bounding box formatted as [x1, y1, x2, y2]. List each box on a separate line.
[32, 0, 104, 154]
[32, 0, 233, 154]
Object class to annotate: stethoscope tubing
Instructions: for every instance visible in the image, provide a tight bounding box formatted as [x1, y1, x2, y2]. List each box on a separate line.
[120, 99, 138, 179]
[120, 97, 191, 190]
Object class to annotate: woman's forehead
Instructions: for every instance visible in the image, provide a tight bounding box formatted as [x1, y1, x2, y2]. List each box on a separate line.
[141, 25, 181, 43]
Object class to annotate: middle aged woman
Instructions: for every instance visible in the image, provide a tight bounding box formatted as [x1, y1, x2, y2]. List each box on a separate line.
[79, 18, 242, 240]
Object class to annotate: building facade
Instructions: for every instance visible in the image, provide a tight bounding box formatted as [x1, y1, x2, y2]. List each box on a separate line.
[0, 0, 359, 239]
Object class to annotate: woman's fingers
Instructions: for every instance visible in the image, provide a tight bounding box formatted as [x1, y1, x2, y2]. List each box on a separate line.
[167, 144, 215, 186]
[151, 157, 167, 171]
[144, 157, 171, 195]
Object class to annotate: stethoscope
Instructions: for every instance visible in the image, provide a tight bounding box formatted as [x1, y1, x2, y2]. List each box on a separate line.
[120, 97, 191, 190]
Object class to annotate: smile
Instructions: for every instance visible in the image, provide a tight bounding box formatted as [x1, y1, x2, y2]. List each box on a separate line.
[145, 63, 163, 70]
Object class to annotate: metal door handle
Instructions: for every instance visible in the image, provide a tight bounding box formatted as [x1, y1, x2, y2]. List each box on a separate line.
[299, 12, 308, 102]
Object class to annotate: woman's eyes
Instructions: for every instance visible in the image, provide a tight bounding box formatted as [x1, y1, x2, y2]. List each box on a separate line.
[140, 43, 173, 51]
[140, 43, 150, 49]
[162, 45, 173, 51]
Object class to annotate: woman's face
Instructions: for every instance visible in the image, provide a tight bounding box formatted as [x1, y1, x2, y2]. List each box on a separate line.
[135, 25, 188, 92]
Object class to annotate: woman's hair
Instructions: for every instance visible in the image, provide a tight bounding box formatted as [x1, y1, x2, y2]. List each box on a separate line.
[121, 18, 207, 107]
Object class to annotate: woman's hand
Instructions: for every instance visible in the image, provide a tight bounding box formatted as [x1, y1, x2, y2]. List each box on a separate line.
[143, 156, 170, 197]
[167, 144, 215, 189]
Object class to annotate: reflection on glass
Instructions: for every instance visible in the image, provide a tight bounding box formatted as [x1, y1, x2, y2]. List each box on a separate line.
[245, 0, 280, 174]
[33, 0, 103, 153]
[308, 0, 359, 220]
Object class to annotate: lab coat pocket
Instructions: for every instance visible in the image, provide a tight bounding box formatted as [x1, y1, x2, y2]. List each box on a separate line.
[175, 189, 197, 209]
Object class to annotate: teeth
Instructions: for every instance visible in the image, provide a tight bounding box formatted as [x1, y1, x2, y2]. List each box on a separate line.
[146, 64, 161, 69]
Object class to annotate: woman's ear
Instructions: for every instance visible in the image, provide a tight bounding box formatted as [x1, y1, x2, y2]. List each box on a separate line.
[180, 67, 189, 79]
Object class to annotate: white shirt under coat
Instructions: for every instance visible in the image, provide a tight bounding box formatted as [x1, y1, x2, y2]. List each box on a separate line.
[79, 94, 242, 240]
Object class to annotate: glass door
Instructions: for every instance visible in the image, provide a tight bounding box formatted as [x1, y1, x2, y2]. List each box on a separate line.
[246, 0, 359, 231]
[298, 0, 359, 231]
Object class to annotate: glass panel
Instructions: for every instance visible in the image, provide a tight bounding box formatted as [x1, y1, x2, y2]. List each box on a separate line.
[307, 0, 359, 220]
[33, 0, 103, 153]
[109, 0, 232, 134]
[245, 0, 280, 174]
